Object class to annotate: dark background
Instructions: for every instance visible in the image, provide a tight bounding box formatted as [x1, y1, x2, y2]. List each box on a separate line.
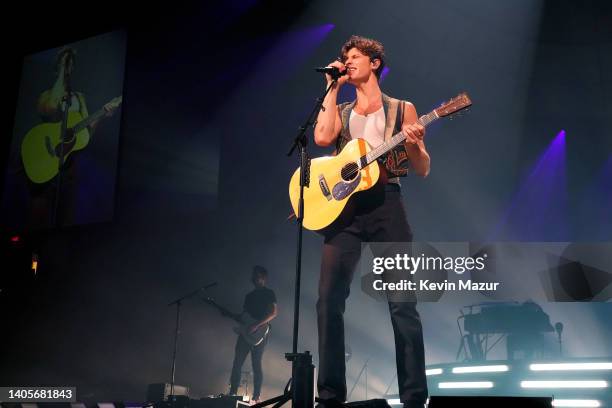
[1, 0, 611, 403]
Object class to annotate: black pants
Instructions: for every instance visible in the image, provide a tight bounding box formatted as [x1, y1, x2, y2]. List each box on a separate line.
[317, 183, 428, 407]
[229, 335, 266, 399]
[27, 161, 77, 228]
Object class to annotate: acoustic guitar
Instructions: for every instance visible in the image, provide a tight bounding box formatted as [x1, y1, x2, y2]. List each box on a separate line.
[288, 93, 472, 231]
[21, 96, 122, 184]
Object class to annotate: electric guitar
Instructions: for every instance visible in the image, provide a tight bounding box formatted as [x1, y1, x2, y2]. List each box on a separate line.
[21, 96, 122, 184]
[288, 92, 472, 231]
[203, 297, 270, 346]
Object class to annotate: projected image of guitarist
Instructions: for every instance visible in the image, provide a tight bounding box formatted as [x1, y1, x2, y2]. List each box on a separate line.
[22, 46, 121, 227]
[312, 35, 431, 408]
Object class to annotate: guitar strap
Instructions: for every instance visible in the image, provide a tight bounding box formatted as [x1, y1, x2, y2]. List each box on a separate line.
[383, 97, 400, 143]
[382, 97, 406, 182]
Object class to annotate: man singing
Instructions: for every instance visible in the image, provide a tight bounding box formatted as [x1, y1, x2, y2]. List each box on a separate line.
[313, 35, 430, 408]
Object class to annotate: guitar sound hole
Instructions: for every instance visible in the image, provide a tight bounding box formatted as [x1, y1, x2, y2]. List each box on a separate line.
[340, 162, 359, 182]
[53, 129, 76, 157]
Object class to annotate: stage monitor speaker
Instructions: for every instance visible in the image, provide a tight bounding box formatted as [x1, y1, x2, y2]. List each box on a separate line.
[428, 396, 552, 407]
[146, 383, 190, 403]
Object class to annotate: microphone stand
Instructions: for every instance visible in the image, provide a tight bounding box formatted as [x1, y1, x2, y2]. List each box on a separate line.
[347, 358, 370, 401]
[383, 373, 397, 398]
[555, 322, 564, 356]
[254, 72, 343, 408]
[52, 69, 72, 227]
[167, 282, 217, 408]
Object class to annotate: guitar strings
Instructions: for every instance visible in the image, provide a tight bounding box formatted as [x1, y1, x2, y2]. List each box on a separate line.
[341, 162, 359, 181]
[335, 102, 464, 182]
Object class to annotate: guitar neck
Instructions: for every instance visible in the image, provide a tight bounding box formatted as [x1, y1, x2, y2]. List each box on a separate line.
[209, 301, 240, 323]
[73, 108, 107, 133]
[363, 110, 439, 166]
[72, 97, 122, 133]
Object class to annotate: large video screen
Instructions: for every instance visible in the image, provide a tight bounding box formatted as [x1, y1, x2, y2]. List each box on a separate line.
[2, 30, 126, 229]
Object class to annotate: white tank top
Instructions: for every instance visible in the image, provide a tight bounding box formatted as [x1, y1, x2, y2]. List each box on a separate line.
[349, 106, 385, 148]
[348, 105, 402, 185]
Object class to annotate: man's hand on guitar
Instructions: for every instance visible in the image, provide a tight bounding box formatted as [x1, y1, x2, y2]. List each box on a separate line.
[402, 123, 425, 145]
[247, 322, 260, 334]
[103, 101, 119, 117]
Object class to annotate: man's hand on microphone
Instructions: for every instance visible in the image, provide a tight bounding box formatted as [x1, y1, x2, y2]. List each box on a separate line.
[326, 60, 349, 86]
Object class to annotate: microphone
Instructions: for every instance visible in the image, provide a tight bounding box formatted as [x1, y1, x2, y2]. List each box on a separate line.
[315, 66, 347, 79]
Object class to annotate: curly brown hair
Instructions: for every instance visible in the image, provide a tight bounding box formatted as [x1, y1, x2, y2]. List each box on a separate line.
[340, 35, 385, 79]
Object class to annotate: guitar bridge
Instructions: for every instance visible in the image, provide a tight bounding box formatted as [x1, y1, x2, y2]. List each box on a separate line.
[318, 174, 332, 201]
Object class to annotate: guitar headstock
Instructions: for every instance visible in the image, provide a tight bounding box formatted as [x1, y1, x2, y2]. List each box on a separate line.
[202, 296, 233, 317]
[434, 92, 472, 118]
[108, 96, 123, 109]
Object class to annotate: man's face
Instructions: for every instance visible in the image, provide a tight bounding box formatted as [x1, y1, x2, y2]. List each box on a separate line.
[343, 48, 378, 83]
[252, 273, 266, 288]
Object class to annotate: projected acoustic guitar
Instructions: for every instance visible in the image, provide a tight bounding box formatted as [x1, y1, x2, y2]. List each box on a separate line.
[21, 96, 122, 184]
[203, 297, 270, 346]
[288, 92, 472, 231]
